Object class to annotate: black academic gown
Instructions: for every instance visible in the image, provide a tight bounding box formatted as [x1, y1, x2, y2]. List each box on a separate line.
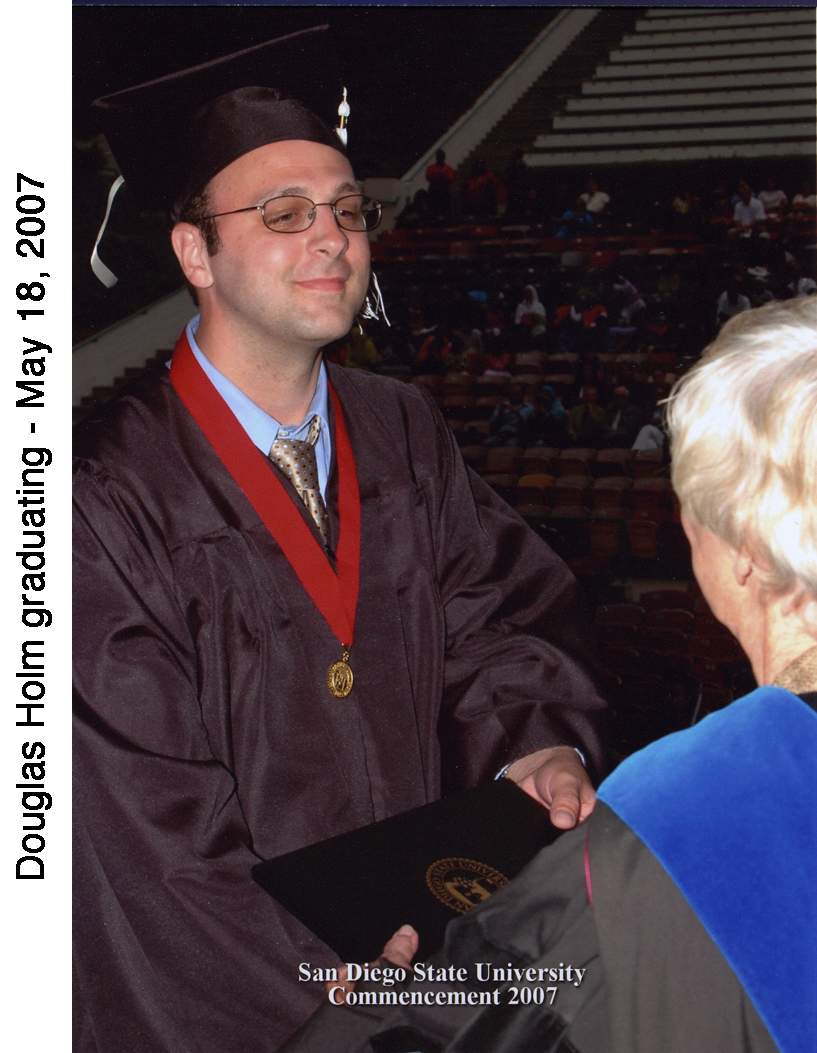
[72, 358, 607, 1052]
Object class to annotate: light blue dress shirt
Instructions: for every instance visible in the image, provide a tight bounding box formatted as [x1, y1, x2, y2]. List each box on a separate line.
[185, 316, 331, 498]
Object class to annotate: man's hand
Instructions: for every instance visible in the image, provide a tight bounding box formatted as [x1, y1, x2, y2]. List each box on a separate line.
[505, 746, 595, 829]
[326, 925, 419, 1002]
[380, 924, 419, 970]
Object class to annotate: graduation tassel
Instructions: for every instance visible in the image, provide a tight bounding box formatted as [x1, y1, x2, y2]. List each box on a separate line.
[360, 271, 390, 326]
[90, 175, 125, 287]
[335, 88, 349, 146]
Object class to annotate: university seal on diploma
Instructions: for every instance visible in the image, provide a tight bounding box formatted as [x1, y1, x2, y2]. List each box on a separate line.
[426, 858, 509, 914]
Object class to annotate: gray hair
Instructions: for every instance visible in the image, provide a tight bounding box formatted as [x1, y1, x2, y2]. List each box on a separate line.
[666, 298, 817, 599]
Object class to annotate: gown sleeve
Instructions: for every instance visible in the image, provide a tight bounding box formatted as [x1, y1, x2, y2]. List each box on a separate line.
[401, 385, 609, 790]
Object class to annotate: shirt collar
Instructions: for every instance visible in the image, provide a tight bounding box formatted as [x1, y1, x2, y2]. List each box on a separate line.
[184, 316, 331, 492]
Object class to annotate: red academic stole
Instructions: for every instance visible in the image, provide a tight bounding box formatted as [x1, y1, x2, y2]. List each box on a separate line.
[169, 331, 360, 695]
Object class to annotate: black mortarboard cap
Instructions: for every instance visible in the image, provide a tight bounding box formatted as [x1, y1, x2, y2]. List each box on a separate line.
[93, 26, 347, 222]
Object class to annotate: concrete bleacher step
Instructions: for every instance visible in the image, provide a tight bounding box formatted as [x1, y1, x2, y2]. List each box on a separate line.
[555, 105, 814, 132]
[582, 68, 815, 96]
[535, 121, 814, 151]
[596, 52, 815, 79]
[521, 4, 816, 169]
[638, 8, 815, 33]
[566, 86, 814, 113]
[80, 386, 115, 407]
[609, 38, 816, 64]
[74, 348, 172, 423]
[527, 138, 817, 168]
[625, 21, 815, 47]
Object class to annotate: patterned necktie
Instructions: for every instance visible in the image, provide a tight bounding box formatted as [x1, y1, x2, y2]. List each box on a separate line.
[269, 415, 330, 546]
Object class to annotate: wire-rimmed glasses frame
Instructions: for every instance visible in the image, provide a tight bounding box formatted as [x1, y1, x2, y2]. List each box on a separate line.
[203, 193, 381, 234]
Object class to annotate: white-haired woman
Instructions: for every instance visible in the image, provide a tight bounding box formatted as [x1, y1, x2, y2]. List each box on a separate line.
[284, 299, 816, 1053]
[668, 297, 817, 691]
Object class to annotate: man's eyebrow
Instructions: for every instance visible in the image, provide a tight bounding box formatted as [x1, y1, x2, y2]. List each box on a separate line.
[261, 181, 363, 200]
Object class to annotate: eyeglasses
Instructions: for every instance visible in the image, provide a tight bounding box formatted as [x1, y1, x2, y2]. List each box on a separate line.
[204, 194, 381, 233]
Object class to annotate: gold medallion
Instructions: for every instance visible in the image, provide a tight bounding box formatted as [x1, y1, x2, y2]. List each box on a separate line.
[327, 649, 354, 698]
[426, 858, 509, 914]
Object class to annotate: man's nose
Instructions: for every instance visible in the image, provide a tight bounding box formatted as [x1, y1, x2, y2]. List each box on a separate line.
[307, 203, 349, 253]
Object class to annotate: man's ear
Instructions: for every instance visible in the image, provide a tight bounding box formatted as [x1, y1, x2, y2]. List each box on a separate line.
[734, 548, 754, 587]
[171, 223, 214, 291]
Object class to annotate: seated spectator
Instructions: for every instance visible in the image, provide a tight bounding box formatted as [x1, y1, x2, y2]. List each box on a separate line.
[788, 261, 817, 299]
[462, 158, 499, 217]
[514, 284, 547, 337]
[746, 269, 776, 308]
[458, 326, 484, 373]
[395, 188, 432, 229]
[706, 182, 735, 235]
[286, 299, 817, 1053]
[671, 188, 691, 218]
[485, 383, 534, 447]
[728, 182, 767, 239]
[791, 181, 817, 215]
[708, 181, 730, 210]
[424, 148, 455, 219]
[567, 385, 605, 445]
[554, 300, 607, 356]
[556, 197, 594, 238]
[631, 408, 666, 452]
[671, 188, 691, 215]
[670, 187, 703, 233]
[482, 346, 512, 376]
[553, 302, 585, 353]
[407, 305, 433, 350]
[584, 300, 608, 327]
[601, 385, 643, 448]
[580, 176, 610, 216]
[612, 274, 647, 325]
[757, 176, 787, 219]
[413, 323, 453, 374]
[643, 309, 679, 354]
[716, 277, 751, 329]
[524, 384, 567, 447]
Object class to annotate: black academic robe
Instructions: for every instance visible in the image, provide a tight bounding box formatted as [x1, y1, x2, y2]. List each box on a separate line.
[73, 358, 607, 1052]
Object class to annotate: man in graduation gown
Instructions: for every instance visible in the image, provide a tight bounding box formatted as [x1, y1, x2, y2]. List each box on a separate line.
[73, 28, 607, 1052]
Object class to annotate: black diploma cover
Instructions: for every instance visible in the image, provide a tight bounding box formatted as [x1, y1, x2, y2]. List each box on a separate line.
[251, 779, 560, 962]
